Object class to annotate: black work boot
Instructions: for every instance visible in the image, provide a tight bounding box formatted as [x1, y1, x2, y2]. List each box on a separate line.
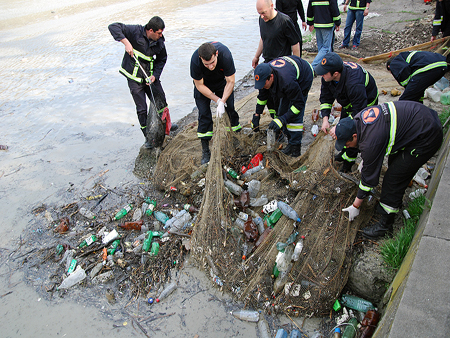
[362, 213, 395, 239]
[282, 144, 301, 157]
[201, 139, 211, 165]
[340, 160, 354, 173]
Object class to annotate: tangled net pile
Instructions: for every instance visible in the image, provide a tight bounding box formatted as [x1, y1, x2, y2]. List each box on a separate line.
[153, 98, 374, 316]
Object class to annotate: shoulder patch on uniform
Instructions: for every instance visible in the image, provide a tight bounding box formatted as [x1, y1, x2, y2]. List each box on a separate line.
[362, 107, 381, 124]
[343, 61, 358, 69]
[270, 59, 286, 68]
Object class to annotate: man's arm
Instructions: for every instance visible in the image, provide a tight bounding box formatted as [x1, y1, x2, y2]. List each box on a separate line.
[220, 74, 235, 103]
[291, 43, 300, 57]
[193, 78, 220, 103]
[253, 38, 264, 69]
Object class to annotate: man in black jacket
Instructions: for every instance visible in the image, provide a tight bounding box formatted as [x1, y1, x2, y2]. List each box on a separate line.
[276, 0, 307, 55]
[335, 101, 443, 239]
[387, 51, 448, 102]
[316, 52, 378, 172]
[109, 16, 171, 148]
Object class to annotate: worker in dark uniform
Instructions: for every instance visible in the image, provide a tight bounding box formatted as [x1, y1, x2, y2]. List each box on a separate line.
[251, 0, 300, 133]
[254, 55, 314, 157]
[386, 51, 448, 103]
[109, 16, 174, 148]
[432, 0, 450, 41]
[315, 52, 378, 172]
[190, 42, 241, 165]
[276, 0, 307, 56]
[335, 101, 443, 239]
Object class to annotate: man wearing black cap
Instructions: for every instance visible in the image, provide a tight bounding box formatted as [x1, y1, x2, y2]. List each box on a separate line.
[254, 56, 314, 157]
[335, 101, 442, 239]
[386, 51, 448, 102]
[315, 52, 378, 172]
[190, 42, 241, 165]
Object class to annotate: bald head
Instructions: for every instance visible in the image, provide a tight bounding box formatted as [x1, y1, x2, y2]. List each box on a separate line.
[256, 0, 275, 22]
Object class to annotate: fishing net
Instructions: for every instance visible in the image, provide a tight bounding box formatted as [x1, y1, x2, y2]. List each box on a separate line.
[152, 96, 376, 317]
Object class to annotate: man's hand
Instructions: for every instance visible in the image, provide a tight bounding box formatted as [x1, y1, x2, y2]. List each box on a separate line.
[302, 22, 307, 30]
[216, 99, 226, 118]
[252, 57, 260, 69]
[268, 118, 283, 132]
[431, 35, 436, 42]
[329, 126, 337, 139]
[121, 38, 134, 57]
[343, 4, 348, 12]
[321, 117, 330, 133]
[145, 75, 156, 85]
[251, 113, 260, 132]
[342, 205, 360, 221]
[309, 25, 314, 32]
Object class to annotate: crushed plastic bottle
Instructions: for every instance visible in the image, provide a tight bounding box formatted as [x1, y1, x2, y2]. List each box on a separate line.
[412, 173, 428, 188]
[340, 294, 375, 312]
[241, 164, 263, 179]
[164, 210, 192, 232]
[67, 259, 77, 274]
[434, 76, 449, 91]
[250, 195, 269, 207]
[114, 204, 133, 220]
[224, 179, 243, 196]
[78, 207, 96, 220]
[264, 208, 283, 228]
[291, 235, 306, 262]
[247, 180, 261, 198]
[275, 245, 294, 272]
[154, 211, 170, 224]
[156, 282, 177, 302]
[409, 188, 427, 199]
[290, 329, 302, 338]
[258, 315, 271, 338]
[107, 239, 120, 255]
[102, 229, 119, 244]
[58, 266, 86, 290]
[334, 328, 341, 338]
[277, 201, 301, 222]
[425, 87, 442, 102]
[248, 153, 264, 169]
[231, 309, 259, 322]
[142, 231, 162, 252]
[150, 241, 159, 256]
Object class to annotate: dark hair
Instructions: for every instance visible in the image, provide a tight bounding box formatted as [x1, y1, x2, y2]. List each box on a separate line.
[145, 16, 165, 32]
[198, 43, 217, 61]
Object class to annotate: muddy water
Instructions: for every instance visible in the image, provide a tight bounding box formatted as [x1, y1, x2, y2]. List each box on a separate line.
[0, 0, 319, 336]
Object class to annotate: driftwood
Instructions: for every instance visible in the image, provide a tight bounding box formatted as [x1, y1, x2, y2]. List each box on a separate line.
[360, 37, 450, 64]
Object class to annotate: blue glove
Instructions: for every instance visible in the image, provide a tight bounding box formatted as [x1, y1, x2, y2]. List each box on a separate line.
[268, 118, 283, 131]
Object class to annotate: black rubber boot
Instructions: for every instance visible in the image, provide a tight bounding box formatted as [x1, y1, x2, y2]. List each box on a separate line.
[362, 213, 395, 239]
[201, 139, 211, 165]
[170, 123, 178, 132]
[340, 160, 354, 173]
[282, 144, 301, 157]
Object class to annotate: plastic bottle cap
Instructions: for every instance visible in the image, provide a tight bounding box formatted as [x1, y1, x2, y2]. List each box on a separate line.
[242, 255, 246, 260]
[156, 298, 160, 303]
[148, 297, 154, 304]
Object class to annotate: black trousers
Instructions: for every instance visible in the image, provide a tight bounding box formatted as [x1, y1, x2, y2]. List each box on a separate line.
[195, 87, 241, 140]
[127, 78, 167, 129]
[378, 132, 443, 215]
[400, 67, 448, 102]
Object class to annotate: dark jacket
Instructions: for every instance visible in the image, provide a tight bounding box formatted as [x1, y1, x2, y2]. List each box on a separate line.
[276, 0, 306, 24]
[355, 101, 442, 199]
[432, 0, 450, 37]
[347, 0, 371, 11]
[256, 56, 314, 123]
[306, 0, 341, 28]
[108, 23, 167, 83]
[319, 61, 378, 118]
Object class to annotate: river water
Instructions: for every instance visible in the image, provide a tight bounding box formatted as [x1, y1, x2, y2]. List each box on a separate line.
[0, 0, 315, 336]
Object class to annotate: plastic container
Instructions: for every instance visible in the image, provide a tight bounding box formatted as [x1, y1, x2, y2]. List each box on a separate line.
[291, 235, 306, 262]
[102, 229, 119, 244]
[79, 207, 96, 219]
[275, 328, 288, 338]
[409, 188, 427, 199]
[290, 329, 302, 338]
[154, 211, 170, 224]
[247, 179, 261, 198]
[264, 208, 283, 228]
[440, 90, 450, 105]
[157, 282, 177, 302]
[145, 200, 157, 216]
[241, 164, 263, 179]
[416, 167, 430, 180]
[58, 266, 86, 290]
[340, 294, 375, 312]
[267, 129, 276, 151]
[250, 196, 269, 207]
[311, 124, 319, 137]
[231, 309, 259, 322]
[258, 316, 271, 338]
[276, 245, 294, 272]
[277, 201, 301, 222]
[342, 317, 359, 338]
[412, 173, 428, 188]
[224, 179, 243, 196]
[114, 204, 133, 220]
[425, 87, 442, 102]
[434, 76, 449, 91]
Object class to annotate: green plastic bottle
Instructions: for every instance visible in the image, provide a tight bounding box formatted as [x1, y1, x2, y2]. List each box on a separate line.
[341, 294, 375, 312]
[67, 259, 77, 274]
[272, 263, 280, 278]
[145, 199, 157, 216]
[107, 239, 120, 255]
[142, 231, 163, 252]
[342, 317, 359, 338]
[114, 204, 133, 220]
[265, 208, 283, 228]
[224, 166, 239, 179]
[55, 244, 64, 255]
[150, 242, 160, 256]
[79, 235, 97, 248]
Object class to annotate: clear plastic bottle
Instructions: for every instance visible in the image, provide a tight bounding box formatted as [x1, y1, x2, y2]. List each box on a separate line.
[340, 294, 375, 312]
[114, 204, 133, 220]
[291, 235, 306, 262]
[58, 266, 86, 290]
[164, 210, 192, 232]
[247, 179, 261, 198]
[412, 173, 428, 188]
[426, 87, 442, 102]
[311, 124, 319, 137]
[277, 201, 301, 222]
[154, 211, 170, 224]
[250, 196, 269, 207]
[241, 164, 263, 179]
[275, 329, 288, 338]
[434, 76, 449, 91]
[224, 179, 243, 196]
[157, 282, 177, 302]
[249, 210, 265, 234]
[234, 217, 245, 230]
[258, 316, 271, 338]
[79, 207, 96, 220]
[276, 245, 294, 272]
[409, 188, 427, 199]
[267, 129, 276, 151]
[290, 329, 302, 338]
[231, 309, 259, 322]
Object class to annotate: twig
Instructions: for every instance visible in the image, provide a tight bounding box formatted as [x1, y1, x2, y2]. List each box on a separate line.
[38, 129, 52, 142]
[142, 312, 176, 323]
[0, 291, 13, 298]
[181, 289, 205, 304]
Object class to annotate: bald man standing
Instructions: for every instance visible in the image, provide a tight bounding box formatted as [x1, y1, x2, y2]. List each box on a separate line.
[251, 0, 301, 133]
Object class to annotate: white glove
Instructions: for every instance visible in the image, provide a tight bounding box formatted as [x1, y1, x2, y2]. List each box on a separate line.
[358, 160, 363, 173]
[342, 205, 360, 221]
[216, 99, 225, 118]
